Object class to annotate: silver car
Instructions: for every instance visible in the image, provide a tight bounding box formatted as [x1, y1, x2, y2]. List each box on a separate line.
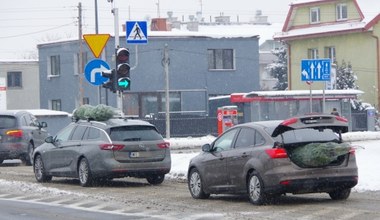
[0, 110, 48, 166]
[188, 114, 358, 205]
[33, 118, 171, 187]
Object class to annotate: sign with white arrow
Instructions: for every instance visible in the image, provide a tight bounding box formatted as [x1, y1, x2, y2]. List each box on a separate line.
[84, 59, 111, 86]
[301, 59, 331, 81]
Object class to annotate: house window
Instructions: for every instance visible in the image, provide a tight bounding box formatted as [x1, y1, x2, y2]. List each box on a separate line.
[74, 52, 88, 74]
[51, 99, 61, 111]
[124, 92, 181, 118]
[50, 55, 61, 76]
[208, 49, 234, 70]
[336, 4, 347, 21]
[324, 46, 336, 63]
[7, 71, 22, 88]
[308, 48, 319, 59]
[310, 7, 320, 24]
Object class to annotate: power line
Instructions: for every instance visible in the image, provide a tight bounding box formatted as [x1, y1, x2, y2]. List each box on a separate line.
[0, 22, 76, 39]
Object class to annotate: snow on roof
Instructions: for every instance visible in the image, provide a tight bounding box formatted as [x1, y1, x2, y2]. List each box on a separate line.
[39, 23, 283, 47]
[0, 59, 38, 63]
[274, 21, 366, 40]
[23, 109, 70, 117]
[244, 89, 363, 98]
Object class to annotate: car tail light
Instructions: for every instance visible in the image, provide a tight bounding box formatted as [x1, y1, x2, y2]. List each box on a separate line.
[349, 147, 356, 155]
[265, 148, 288, 159]
[6, 129, 23, 138]
[280, 180, 291, 185]
[336, 116, 348, 123]
[99, 144, 125, 151]
[157, 142, 170, 149]
[281, 117, 297, 126]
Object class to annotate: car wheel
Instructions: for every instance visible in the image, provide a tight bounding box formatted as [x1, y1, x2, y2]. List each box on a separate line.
[78, 158, 93, 187]
[33, 154, 52, 182]
[329, 188, 351, 200]
[247, 171, 268, 205]
[21, 143, 34, 166]
[146, 174, 165, 185]
[188, 168, 210, 199]
[0, 159, 3, 164]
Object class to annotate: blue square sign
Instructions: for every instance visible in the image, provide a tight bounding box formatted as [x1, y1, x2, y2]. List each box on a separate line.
[301, 59, 331, 81]
[126, 21, 148, 44]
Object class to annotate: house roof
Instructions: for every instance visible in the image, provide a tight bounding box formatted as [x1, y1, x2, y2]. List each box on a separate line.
[274, 0, 380, 41]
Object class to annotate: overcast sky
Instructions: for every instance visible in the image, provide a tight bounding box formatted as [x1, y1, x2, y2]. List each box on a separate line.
[0, 0, 377, 60]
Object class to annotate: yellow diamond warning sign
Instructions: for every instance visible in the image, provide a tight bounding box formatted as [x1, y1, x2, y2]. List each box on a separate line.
[83, 34, 110, 58]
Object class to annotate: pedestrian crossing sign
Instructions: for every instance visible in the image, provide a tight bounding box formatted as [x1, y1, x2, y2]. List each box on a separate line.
[126, 21, 148, 44]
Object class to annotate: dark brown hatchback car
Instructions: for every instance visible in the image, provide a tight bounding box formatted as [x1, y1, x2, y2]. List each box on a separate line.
[188, 114, 358, 205]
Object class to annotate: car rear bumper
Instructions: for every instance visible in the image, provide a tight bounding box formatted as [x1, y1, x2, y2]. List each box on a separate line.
[0, 142, 28, 159]
[265, 176, 358, 195]
[90, 158, 172, 179]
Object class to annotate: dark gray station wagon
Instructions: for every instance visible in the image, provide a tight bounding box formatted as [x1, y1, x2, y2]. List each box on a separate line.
[0, 110, 48, 166]
[188, 114, 358, 205]
[33, 118, 171, 187]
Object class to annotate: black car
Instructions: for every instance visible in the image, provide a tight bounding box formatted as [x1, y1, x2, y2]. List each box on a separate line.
[33, 117, 171, 187]
[188, 114, 358, 205]
[0, 110, 48, 165]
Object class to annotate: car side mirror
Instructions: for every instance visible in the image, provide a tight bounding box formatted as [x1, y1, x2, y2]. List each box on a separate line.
[202, 144, 212, 152]
[40, 122, 48, 128]
[45, 136, 55, 143]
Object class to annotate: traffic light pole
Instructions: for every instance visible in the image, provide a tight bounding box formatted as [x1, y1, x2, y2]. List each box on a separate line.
[111, 6, 124, 113]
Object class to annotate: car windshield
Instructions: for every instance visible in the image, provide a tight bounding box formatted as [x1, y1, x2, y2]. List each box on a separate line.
[109, 125, 163, 141]
[0, 116, 17, 129]
[273, 128, 340, 144]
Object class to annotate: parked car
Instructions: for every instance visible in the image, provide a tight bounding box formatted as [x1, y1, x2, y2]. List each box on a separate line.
[0, 110, 48, 166]
[33, 118, 171, 187]
[187, 114, 358, 205]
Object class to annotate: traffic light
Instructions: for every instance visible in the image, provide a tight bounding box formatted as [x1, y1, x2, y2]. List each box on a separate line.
[101, 69, 117, 93]
[115, 47, 131, 91]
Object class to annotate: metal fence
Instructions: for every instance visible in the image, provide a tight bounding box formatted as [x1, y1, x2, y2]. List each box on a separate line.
[144, 116, 218, 137]
[351, 111, 368, 131]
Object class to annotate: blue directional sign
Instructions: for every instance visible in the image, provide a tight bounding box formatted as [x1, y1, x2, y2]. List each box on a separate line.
[84, 59, 111, 86]
[301, 59, 331, 81]
[126, 21, 148, 44]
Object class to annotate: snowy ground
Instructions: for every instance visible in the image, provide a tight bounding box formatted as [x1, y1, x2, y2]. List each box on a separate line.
[166, 131, 380, 192]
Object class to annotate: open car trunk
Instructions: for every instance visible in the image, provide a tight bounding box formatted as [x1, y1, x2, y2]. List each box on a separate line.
[285, 142, 351, 168]
[271, 115, 351, 168]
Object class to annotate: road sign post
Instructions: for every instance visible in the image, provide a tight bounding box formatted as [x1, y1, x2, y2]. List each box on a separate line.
[301, 59, 331, 113]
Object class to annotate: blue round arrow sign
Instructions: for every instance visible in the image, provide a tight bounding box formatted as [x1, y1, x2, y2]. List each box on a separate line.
[84, 59, 111, 86]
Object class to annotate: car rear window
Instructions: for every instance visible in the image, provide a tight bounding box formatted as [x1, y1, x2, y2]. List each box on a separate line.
[273, 128, 339, 144]
[109, 125, 163, 141]
[0, 116, 17, 128]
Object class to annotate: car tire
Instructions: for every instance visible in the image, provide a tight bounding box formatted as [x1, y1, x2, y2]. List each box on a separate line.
[146, 174, 165, 185]
[329, 188, 351, 200]
[247, 171, 269, 205]
[0, 159, 3, 164]
[188, 168, 210, 199]
[78, 158, 93, 187]
[20, 143, 34, 166]
[34, 154, 52, 182]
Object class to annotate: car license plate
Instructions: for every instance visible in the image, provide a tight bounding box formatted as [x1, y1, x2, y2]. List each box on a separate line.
[130, 152, 140, 158]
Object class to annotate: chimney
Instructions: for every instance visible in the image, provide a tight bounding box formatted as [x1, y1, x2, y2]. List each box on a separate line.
[151, 18, 171, 31]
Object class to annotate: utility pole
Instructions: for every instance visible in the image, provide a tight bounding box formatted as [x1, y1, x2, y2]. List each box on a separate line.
[78, 2, 84, 106]
[163, 44, 170, 138]
[95, 0, 102, 105]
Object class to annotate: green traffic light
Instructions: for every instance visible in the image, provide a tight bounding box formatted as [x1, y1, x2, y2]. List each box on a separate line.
[118, 77, 130, 88]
